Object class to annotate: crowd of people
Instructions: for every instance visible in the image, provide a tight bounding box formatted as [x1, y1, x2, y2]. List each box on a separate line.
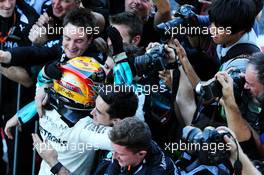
[0, 0, 264, 174]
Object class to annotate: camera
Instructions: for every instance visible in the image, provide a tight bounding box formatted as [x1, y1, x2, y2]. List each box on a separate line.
[253, 160, 264, 174]
[195, 69, 245, 101]
[156, 4, 197, 41]
[182, 126, 231, 165]
[134, 44, 177, 76]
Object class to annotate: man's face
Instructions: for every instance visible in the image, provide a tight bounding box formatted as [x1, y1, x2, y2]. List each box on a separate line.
[62, 23, 91, 59]
[0, 0, 16, 18]
[52, 0, 79, 18]
[90, 95, 113, 126]
[112, 143, 145, 167]
[125, 0, 152, 21]
[244, 64, 264, 102]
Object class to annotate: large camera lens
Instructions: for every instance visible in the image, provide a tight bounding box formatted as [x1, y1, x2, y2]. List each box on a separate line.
[195, 68, 246, 102]
[182, 126, 231, 165]
[134, 45, 166, 75]
[182, 126, 203, 143]
[195, 79, 222, 101]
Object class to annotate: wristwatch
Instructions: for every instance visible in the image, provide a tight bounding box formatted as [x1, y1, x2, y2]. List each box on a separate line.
[50, 162, 63, 174]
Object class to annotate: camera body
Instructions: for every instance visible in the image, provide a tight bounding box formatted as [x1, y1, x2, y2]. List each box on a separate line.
[156, 4, 197, 41]
[134, 44, 176, 76]
[195, 69, 245, 101]
[182, 126, 231, 165]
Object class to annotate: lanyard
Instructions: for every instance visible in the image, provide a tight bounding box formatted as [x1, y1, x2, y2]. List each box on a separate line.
[0, 12, 17, 43]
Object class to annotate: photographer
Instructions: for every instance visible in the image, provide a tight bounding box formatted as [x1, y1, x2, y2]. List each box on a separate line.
[176, 125, 261, 174]
[216, 126, 262, 175]
[192, 0, 260, 62]
[129, 38, 198, 147]
[215, 52, 264, 160]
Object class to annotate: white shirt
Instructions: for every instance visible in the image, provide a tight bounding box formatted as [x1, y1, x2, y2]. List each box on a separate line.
[216, 29, 259, 60]
[38, 109, 112, 175]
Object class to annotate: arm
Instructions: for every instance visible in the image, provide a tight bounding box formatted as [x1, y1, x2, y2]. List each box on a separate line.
[5, 101, 38, 139]
[0, 65, 33, 87]
[32, 134, 72, 175]
[216, 72, 252, 141]
[106, 26, 134, 85]
[28, 13, 51, 45]
[249, 127, 264, 157]
[170, 39, 200, 87]
[236, 152, 262, 175]
[217, 127, 261, 175]
[167, 39, 199, 125]
[217, 72, 264, 157]
[79, 122, 112, 150]
[153, 0, 171, 26]
[35, 64, 58, 117]
[0, 44, 59, 66]
[10, 45, 60, 66]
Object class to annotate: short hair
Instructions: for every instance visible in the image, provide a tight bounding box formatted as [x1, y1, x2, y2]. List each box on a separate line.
[63, 7, 95, 30]
[253, 0, 264, 15]
[208, 0, 256, 34]
[98, 85, 138, 119]
[248, 52, 264, 85]
[110, 12, 143, 41]
[109, 117, 152, 153]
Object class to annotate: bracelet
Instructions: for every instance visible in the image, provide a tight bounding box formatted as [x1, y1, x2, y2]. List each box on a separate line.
[113, 52, 127, 64]
[50, 162, 63, 174]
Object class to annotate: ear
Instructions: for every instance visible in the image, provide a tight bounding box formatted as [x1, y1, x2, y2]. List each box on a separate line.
[137, 150, 147, 157]
[234, 30, 245, 38]
[131, 35, 141, 45]
[111, 118, 121, 125]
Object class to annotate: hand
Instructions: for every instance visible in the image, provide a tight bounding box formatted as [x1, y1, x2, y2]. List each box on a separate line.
[36, 13, 52, 27]
[0, 50, 11, 63]
[146, 42, 176, 64]
[159, 69, 172, 89]
[146, 42, 161, 51]
[164, 44, 177, 64]
[35, 86, 49, 117]
[32, 133, 59, 167]
[216, 126, 242, 164]
[93, 37, 108, 53]
[106, 26, 124, 56]
[44, 60, 62, 80]
[4, 115, 19, 139]
[169, 38, 187, 62]
[215, 72, 235, 104]
[103, 56, 115, 75]
[28, 24, 48, 45]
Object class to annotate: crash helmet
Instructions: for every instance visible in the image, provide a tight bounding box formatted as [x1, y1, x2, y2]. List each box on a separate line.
[49, 56, 106, 126]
